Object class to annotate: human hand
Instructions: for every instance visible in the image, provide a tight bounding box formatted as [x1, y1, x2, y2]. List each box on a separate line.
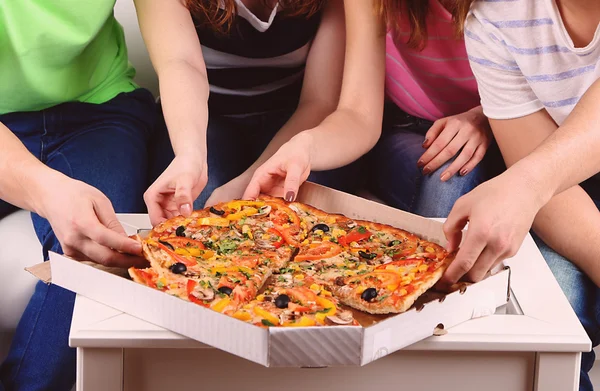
[38, 175, 147, 268]
[438, 170, 546, 289]
[144, 154, 207, 226]
[243, 134, 312, 202]
[418, 107, 492, 181]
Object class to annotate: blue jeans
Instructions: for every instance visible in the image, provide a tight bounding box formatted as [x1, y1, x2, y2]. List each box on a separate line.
[151, 108, 365, 209]
[532, 192, 600, 391]
[0, 88, 157, 391]
[368, 105, 503, 218]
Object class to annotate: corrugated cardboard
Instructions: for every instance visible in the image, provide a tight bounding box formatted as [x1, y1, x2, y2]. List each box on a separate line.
[27, 182, 510, 367]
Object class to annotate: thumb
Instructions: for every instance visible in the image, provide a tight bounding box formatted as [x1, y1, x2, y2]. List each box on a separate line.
[283, 161, 305, 203]
[174, 175, 194, 217]
[443, 200, 469, 252]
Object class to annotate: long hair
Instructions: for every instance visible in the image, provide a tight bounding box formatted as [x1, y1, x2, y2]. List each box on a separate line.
[186, 0, 325, 31]
[377, 0, 474, 50]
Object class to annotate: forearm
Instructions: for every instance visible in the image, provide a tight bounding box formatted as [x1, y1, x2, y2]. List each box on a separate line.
[511, 79, 600, 204]
[301, 106, 382, 171]
[134, 0, 209, 158]
[532, 185, 600, 286]
[158, 61, 209, 157]
[245, 101, 336, 173]
[0, 123, 62, 214]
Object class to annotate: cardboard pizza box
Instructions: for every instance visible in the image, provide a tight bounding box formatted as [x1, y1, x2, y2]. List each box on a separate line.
[27, 182, 510, 367]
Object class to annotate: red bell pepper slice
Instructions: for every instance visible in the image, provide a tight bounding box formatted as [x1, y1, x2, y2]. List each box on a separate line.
[338, 228, 372, 246]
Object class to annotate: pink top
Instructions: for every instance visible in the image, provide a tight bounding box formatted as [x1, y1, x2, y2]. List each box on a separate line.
[385, 0, 480, 121]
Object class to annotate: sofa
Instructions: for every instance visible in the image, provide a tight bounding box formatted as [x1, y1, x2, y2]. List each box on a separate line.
[0, 0, 158, 363]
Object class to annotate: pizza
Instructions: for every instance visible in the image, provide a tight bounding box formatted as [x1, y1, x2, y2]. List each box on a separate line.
[129, 196, 455, 327]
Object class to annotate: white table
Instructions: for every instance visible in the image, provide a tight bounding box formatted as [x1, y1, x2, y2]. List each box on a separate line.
[69, 215, 590, 391]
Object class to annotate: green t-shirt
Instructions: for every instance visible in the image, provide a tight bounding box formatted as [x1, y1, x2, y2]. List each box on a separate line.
[0, 0, 137, 115]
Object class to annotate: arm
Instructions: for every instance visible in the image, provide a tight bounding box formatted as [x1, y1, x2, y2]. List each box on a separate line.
[441, 88, 600, 287]
[509, 79, 600, 199]
[243, 0, 386, 200]
[300, 0, 386, 169]
[134, 0, 210, 223]
[0, 123, 143, 266]
[491, 111, 600, 285]
[205, 0, 347, 205]
[439, 8, 600, 287]
[243, 0, 347, 171]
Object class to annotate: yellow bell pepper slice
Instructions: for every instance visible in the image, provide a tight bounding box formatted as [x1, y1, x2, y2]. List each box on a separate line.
[198, 250, 215, 259]
[226, 207, 258, 221]
[253, 307, 280, 326]
[313, 297, 337, 324]
[285, 316, 316, 327]
[210, 265, 254, 277]
[175, 248, 191, 257]
[232, 311, 252, 322]
[211, 297, 231, 313]
[197, 217, 230, 227]
[226, 200, 265, 210]
[316, 297, 336, 315]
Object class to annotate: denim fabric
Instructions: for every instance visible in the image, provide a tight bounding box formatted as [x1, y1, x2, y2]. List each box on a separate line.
[368, 104, 503, 218]
[150, 108, 365, 209]
[0, 88, 157, 391]
[532, 196, 600, 391]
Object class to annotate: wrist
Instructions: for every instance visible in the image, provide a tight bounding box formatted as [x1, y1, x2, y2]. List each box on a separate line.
[290, 131, 315, 166]
[25, 163, 68, 218]
[174, 148, 207, 166]
[507, 160, 554, 208]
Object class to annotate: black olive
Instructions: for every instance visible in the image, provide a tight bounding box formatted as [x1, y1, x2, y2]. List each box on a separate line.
[218, 286, 233, 296]
[361, 288, 378, 302]
[388, 240, 402, 247]
[159, 240, 175, 251]
[311, 223, 330, 233]
[175, 226, 186, 237]
[170, 262, 187, 274]
[275, 294, 290, 309]
[359, 251, 377, 260]
[210, 206, 225, 216]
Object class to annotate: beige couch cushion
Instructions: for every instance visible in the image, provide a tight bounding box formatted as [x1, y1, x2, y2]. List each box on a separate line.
[0, 210, 42, 360]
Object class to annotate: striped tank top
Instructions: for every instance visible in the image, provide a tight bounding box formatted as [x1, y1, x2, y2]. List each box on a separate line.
[385, 0, 480, 121]
[195, 0, 322, 115]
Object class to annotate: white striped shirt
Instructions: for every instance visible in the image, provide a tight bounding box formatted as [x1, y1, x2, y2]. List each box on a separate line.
[465, 0, 600, 125]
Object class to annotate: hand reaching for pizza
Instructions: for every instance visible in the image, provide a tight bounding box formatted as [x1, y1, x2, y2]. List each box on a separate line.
[438, 170, 545, 289]
[418, 106, 492, 181]
[144, 154, 208, 226]
[243, 135, 312, 202]
[39, 174, 147, 268]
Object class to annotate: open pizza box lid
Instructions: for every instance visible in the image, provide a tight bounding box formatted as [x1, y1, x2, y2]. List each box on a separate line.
[27, 182, 510, 367]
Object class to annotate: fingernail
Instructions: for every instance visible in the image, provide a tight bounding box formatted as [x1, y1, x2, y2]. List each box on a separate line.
[180, 203, 192, 216]
[285, 191, 295, 202]
[133, 242, 142, 253]
[440, 172, 450, 182]
[422, 138, 428, 147]
[422, 167, 431, 175]
[460, 168, 468, 176]
[417, 160, 424, 168]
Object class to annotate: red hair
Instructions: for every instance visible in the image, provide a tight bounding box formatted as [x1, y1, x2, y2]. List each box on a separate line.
[376, 0, 473, 50]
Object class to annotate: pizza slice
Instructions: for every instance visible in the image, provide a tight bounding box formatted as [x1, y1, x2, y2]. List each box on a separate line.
[231, 271, 358, 327]
[330, 252, 454, 314]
